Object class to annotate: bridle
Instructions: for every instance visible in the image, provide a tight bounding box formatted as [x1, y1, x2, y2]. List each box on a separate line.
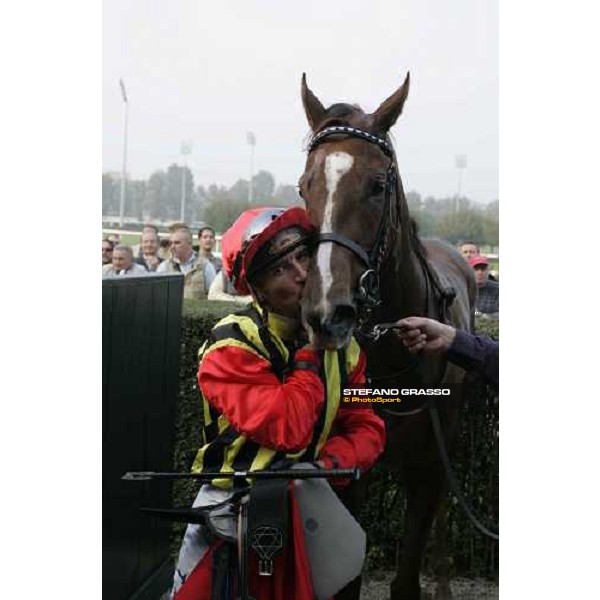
[306, 124, 455, 342]
[306, 125, 398, 314]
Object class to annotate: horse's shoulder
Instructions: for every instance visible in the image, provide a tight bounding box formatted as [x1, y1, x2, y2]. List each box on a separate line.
[421, 239, 470, 278]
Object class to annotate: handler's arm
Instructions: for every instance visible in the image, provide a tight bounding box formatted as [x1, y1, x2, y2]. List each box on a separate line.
[448, 330, 499, 386]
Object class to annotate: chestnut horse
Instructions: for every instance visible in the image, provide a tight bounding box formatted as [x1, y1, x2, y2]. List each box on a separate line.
[298, 73, 476, 600]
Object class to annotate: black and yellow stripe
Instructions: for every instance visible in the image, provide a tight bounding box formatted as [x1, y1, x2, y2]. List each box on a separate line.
[191, 303, 361, 489]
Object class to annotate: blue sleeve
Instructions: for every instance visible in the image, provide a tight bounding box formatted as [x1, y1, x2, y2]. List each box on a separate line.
[447, 330, 499, 386]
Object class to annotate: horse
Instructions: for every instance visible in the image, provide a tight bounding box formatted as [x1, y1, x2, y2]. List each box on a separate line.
[298, 72, 476, 600]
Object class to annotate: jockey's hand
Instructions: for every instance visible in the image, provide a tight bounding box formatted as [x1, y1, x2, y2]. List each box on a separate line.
[394, 316, 457, 355]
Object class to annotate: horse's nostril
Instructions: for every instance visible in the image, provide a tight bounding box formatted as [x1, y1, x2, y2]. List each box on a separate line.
[331, 305, 356, 327]
[306, 312, 323, 334]
[305, 305, 356, 339]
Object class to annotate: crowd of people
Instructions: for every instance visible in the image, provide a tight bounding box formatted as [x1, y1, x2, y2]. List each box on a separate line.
[459, 240, 499, 319]
[102, 222, 250, 303]
[103, 226, 498, 320]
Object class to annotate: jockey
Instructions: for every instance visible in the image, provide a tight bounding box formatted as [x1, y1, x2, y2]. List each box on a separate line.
[170, 206, 385, 600]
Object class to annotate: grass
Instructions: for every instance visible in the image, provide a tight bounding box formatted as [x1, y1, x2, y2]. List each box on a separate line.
[120, 234, 141, 245]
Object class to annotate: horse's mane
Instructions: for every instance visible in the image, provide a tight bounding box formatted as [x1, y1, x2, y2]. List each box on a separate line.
[408, 216, 428, 261]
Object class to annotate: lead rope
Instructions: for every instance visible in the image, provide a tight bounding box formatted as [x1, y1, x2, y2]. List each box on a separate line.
[427, 399, 499, 540]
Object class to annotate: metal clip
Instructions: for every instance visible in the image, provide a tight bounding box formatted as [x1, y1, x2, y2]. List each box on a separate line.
[258, 559, 273, 576]
[371, 325, 385, 342]
[371, 322, 406, 342]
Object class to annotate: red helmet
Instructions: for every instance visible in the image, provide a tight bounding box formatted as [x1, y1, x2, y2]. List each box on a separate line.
[221, 206, 314, 294]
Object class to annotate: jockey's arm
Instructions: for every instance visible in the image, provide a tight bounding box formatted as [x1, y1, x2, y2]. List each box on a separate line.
[198, 345, 325, 452]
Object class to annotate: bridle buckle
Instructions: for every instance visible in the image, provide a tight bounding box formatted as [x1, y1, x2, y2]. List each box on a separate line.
[358, 269, 381, 307]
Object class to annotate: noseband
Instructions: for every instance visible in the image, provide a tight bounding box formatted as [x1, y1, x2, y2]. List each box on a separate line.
[307, 125, 398, 309]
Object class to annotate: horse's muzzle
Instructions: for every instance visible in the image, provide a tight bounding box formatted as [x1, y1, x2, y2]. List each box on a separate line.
[303, 303, 356, 349]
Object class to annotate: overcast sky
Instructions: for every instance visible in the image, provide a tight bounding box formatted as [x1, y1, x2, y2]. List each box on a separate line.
[103, 0, 498, 203]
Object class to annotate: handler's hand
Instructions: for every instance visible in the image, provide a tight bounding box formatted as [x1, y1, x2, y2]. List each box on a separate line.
[394, 316, 457, 355]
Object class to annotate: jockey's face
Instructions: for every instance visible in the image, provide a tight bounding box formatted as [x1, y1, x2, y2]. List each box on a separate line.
[255, 245, 310, 318]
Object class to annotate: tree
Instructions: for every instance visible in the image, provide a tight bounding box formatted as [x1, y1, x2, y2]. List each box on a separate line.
[203, 197, 249, 232]
[229, 179, 250, 203]
[436, 208, 485, 245]
[274, 184, 301, 206]
[102, 174, 118, 215]
[145, 170, 168, 221]
[482, 215, 499, 247]
[411, 210, 437, 238]
[127, 179, 146, 221]
[405, 190, 423, 213]
[165, 164, 195, 222]
[251, 170, 275, 201]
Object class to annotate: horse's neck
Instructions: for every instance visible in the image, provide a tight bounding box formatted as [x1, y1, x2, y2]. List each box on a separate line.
[375, 226, 449, 386]
[380, 230, 427, 320]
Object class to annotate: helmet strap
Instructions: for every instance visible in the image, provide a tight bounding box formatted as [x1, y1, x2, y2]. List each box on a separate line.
[249, 289, 290, 383]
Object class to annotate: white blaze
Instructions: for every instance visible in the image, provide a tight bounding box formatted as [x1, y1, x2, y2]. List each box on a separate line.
[317, 151, 354, 315]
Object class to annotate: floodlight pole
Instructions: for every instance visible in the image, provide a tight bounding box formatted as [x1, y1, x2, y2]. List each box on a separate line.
[119, 79, 129, 228]
[455, 154, 467, 212]
[247, 132, 256, 203]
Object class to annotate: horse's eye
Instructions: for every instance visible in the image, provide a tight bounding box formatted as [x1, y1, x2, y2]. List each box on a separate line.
[298, 177, 309, 200]
[368, 179, 385, 197]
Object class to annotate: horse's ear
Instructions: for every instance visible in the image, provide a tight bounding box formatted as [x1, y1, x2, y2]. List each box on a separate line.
[301, 73, 326, 131]
[372, 72, 410, 132]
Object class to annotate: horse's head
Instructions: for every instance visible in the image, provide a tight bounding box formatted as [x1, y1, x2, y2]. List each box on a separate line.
[299, 73, 410, 350]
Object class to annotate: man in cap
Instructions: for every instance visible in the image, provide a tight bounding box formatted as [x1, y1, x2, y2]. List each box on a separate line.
[170, 206, 385, 600]
[469, 254, 499, 318]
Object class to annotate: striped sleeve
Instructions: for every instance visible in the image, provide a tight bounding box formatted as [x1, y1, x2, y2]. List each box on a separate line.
[198, 344, 326, 452]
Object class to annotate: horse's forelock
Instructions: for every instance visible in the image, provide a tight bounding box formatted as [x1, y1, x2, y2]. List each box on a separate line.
[324, 103, 363, 119]
[316, 103, 371, 131]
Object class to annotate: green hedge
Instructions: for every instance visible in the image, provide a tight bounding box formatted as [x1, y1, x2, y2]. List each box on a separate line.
[171, 301, 499, 578]
[171, 300, 239, 548]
